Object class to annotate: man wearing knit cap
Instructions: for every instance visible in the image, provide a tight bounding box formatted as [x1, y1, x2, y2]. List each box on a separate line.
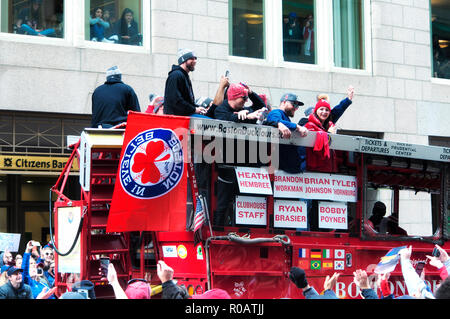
[164, 48, 207, 116]
[91, 66, 141, 128]
[214, 83, 265, 122]
[212, 83, 266, 226]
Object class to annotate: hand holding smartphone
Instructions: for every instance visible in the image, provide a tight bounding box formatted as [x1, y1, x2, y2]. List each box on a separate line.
[100, 257, 110, 279]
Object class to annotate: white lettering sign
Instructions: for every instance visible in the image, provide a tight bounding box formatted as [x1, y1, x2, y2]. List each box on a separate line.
[235, 167, 272, 195]
[273, 171, 357, 202]
[274, 200, 307, 229]
[0, 233, 21, 252]
[235, 196, 267, 226]
[318, 202, 348, 230]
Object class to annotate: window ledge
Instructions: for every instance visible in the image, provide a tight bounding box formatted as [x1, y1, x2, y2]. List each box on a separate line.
[0, 32, 72, 47]
[430, 77, 450, 86]
[77, 40, 149, 54]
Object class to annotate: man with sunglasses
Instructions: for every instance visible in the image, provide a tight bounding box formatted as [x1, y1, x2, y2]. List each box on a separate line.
[265, 93, 308, 174]
[214, 83, 265, 123]
[212, 83, 266, 226]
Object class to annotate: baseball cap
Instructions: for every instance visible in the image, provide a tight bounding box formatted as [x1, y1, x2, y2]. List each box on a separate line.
[280, 93, 304, 107]
[7, 266, 23, 276]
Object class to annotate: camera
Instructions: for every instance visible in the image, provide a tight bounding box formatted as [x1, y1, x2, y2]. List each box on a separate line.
[37, 268, 44, 276]
[432, 247, 441, 258]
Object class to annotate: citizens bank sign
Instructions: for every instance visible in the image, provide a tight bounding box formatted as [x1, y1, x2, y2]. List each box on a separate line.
[0, 155, 79, 172]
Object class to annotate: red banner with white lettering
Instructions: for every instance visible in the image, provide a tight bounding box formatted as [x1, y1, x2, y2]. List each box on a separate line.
[106, 112, 190, 232]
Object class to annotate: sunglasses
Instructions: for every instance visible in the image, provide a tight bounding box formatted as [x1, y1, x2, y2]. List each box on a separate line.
[241, 95, 248, 101]
[127, 278, 147, 285]
[44, 252, 54, 256]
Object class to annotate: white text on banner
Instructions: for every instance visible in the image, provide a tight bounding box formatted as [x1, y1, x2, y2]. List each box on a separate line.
[235, 195, 267, 226]
[274, 200, 308, 229]
[318, 201, 348, 230]
[273, 171, 357, 202]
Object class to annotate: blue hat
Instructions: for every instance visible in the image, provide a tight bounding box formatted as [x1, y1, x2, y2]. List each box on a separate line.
[1, 265, 9, 274]
[6, 266, 23, 276]
[280, 93, 304, 106]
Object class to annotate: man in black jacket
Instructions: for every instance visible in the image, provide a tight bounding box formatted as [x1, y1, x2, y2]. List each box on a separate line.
[164, 49, 207, 116]
[0, 266, 33, 299]
[91, 66, 141, 128]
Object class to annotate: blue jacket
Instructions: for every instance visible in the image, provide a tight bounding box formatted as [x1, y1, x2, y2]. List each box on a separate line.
[22, 253, 54, 299]
[266, 109, 306, 174]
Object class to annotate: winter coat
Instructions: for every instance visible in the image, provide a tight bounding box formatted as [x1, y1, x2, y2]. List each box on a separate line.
[91, 77, 141, 128]
[214, 92, 265, 123]
[164, 65, 197, 116]
[304, 113, 337, 173]
[0, 281, 33, 299]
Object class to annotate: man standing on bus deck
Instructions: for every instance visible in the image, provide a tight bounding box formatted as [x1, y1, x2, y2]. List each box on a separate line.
[164, 49, 207, 116]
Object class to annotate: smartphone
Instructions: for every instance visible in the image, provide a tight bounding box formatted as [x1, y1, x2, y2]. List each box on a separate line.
[225, 70, 230, 78]
[100, 257, 110, 278]
[37, 268, 43, 276]
[415, 261, 425, 276]
[32, 241, 41, 247]
[432, 247, 441, 258]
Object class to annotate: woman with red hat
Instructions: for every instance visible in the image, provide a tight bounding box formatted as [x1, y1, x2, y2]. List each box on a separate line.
[304, 98, 337, 172]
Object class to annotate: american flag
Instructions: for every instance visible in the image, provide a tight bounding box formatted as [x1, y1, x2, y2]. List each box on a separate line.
[194, 196, 205, 233]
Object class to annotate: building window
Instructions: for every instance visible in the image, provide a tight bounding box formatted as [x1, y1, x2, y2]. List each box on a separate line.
[431, 0, 450, 80]
[282, 0, 315, 64]
[332, 0, 364, 69]
[0, 0, 64, 38]
[85, 0, 143, 46]
[230, 0, 265, 59]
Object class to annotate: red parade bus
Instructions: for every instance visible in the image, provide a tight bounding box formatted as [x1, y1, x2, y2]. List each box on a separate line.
[51, 114, 450, 299]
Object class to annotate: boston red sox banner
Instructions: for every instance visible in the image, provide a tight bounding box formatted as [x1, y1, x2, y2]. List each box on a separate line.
[106, 112, 190, 232]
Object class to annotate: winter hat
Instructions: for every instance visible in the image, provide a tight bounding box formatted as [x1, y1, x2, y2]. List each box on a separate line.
[196, 96, 213, 108]
[152, 96, 164, 114]
[191, 288, 231, 299]
[289, 267, 308, 289]
[227, 83, 248, 101]
[314, 98, 331, 114]
[178, 48, 197, 65]
[60, 292, 87, 299]
[71, 280, 96, 299]
[304, 106, 314, 117]
[106, 66, 122, 81]
[125, 281, 151, 299]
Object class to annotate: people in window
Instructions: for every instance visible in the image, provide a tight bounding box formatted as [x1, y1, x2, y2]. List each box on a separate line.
[90, 7, 114, 43]
[113, 8, 142, 46]
[16, 0, 56, 37]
